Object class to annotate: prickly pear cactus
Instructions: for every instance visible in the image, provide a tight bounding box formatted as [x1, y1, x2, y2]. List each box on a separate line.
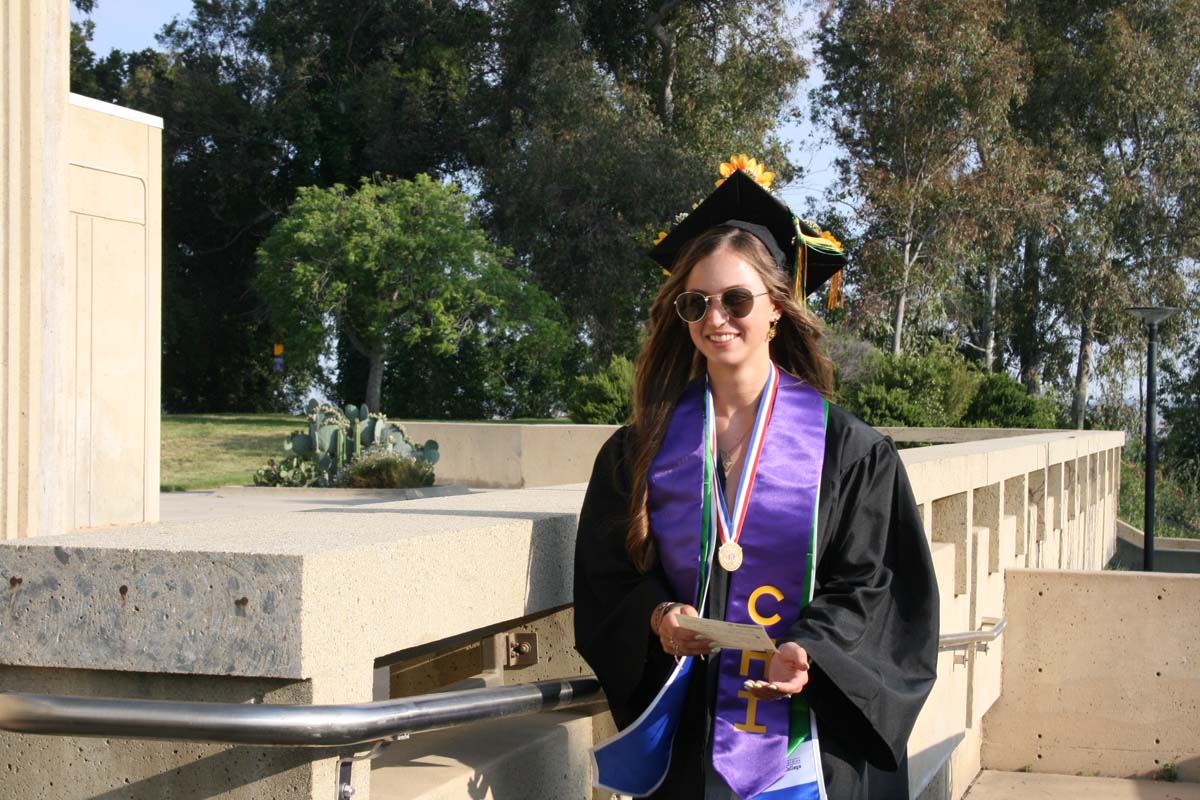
[259, 403, 438, 488]
[412, 439, 440, 466]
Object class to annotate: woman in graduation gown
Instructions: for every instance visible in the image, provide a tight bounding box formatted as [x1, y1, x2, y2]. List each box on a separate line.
[573, 163, 940, 800]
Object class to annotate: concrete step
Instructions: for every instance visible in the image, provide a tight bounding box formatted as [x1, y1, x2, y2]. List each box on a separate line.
[965, 770, 1200, 799]
[370, 710, 596, 800]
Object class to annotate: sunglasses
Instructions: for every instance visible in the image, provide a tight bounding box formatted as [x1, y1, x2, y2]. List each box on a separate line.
[674, 288, 769, 323]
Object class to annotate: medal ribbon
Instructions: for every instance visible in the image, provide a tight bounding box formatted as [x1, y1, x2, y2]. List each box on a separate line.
[706, 363, 781, 556]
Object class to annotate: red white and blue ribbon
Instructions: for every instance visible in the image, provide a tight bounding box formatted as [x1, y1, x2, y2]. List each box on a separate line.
[706, 362, 780, 567]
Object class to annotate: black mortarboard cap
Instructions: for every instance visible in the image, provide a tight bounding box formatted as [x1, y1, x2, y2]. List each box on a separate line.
[649, 169, 847, 299]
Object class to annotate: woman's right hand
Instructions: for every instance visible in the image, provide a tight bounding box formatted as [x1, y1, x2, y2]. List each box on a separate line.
[655, 603, 716, 658]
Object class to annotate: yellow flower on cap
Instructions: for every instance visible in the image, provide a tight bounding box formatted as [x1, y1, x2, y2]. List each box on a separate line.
[653, 230, 668, 246]
[716, 154, 775, 190]
[819, 230, 843, 251]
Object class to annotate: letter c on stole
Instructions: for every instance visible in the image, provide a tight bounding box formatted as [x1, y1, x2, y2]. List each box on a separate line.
[748, 585, 784, 626]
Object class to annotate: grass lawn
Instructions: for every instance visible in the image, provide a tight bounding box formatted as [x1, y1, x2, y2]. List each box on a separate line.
[160, 413, 568, 491]
[161, 414, 299, 491]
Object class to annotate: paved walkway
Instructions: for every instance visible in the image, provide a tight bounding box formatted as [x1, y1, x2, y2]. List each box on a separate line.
[159, 485, 476, 522]
[965, 771, 1200, 799]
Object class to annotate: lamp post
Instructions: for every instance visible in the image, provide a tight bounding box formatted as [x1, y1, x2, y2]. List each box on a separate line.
[1127, 306, 1182, 571]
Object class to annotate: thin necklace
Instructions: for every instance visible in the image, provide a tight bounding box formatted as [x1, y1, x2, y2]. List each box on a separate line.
[718, 421, 753, 472]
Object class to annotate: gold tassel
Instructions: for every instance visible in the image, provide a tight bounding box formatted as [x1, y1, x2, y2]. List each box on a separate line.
[792, 218, 807, 300]
[827, 270, 844, 310]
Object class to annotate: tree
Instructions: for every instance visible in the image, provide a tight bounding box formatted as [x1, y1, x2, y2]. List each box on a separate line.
[254, 0, 493, 188]
[1161, 327, 1200, 482]
[71, 0, 494, 411]
[473, 0, 807, 363]
[1001, 0, 1200, 419]
[378, 257, 580, 419]
[569, 355, 635, 424]
[814, 0, 1027, 355]
[256, 175, 570, 414]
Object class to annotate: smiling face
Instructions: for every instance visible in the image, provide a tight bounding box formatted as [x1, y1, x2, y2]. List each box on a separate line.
[682, 245, 780, 373]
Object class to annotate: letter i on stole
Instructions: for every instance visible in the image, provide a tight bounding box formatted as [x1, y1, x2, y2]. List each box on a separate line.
[735, 647, 774, 733]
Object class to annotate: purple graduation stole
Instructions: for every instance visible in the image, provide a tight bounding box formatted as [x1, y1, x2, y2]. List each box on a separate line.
[650, 367, 827, 799]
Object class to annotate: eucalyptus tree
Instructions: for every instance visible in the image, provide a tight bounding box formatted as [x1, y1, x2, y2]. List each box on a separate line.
[1009, 0, 1200, 422]
[813, 0, 1027, 355]
[473, 0, 808, 362]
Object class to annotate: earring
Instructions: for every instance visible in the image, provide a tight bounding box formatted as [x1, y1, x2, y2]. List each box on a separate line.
[767, 318, 779, 342]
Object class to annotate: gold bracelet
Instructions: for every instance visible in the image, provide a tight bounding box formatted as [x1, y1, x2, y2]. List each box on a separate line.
[651, 601, 683, 634]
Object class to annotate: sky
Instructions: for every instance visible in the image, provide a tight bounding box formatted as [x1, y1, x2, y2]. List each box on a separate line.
[71, 0, 843, 209]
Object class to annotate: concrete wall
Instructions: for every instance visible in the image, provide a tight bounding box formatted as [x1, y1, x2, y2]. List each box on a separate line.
[65, 94, 163, 529]
[982, 569, 1200, 782]
[1, 0, 71, 540]
[400, 422, 619, 488]
[1111, 519, 1200, 574]
[0, 5, 161, 539]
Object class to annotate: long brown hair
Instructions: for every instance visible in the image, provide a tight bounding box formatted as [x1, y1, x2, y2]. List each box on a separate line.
[625, 226, 834, 571]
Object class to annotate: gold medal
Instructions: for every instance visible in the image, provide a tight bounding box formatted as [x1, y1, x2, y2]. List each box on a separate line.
[718, 540, 743, 572]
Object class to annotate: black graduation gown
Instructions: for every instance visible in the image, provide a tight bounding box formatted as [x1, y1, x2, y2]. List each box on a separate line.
[573, 403, 940, 800]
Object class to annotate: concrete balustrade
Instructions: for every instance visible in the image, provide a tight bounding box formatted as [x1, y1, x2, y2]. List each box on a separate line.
[1, 487, 586, 798]
[901, 430, 1125, 800]
[0, 427, 1129, 799]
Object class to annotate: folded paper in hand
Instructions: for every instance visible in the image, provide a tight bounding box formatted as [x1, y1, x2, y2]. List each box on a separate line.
[672, 617, 776, 652]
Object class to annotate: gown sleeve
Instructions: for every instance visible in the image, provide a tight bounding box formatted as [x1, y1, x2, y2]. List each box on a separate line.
[784, 432, 940, 772]
[573, 427, 675, 725]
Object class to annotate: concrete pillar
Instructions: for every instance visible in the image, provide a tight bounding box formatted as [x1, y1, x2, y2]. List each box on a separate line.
[933, 491, 971, 596]
[1, 0, 70, 540]
[973, 482, 1001, 574]
[1004, 474, 1026, 560]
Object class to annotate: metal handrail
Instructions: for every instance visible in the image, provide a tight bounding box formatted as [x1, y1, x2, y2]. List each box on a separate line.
[0, 622, 1005, 747]
[0, 676, 602, 748]
[938, 617, 1007, 651]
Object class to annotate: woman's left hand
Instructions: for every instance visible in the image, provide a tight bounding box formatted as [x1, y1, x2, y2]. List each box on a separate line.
[743, 642, 811, 701]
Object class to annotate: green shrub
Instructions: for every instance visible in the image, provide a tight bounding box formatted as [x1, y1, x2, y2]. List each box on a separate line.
[333, 444, 435, 489]
[963, 373, 1058, 429]
[1119, 457, 1200, 539]
[840, 345, 980, 427]
[1085, 395, 1141, 436]
[570, 355, 634, 424]
[841, 383, 933, 427]
[824, 330, 881, 393]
